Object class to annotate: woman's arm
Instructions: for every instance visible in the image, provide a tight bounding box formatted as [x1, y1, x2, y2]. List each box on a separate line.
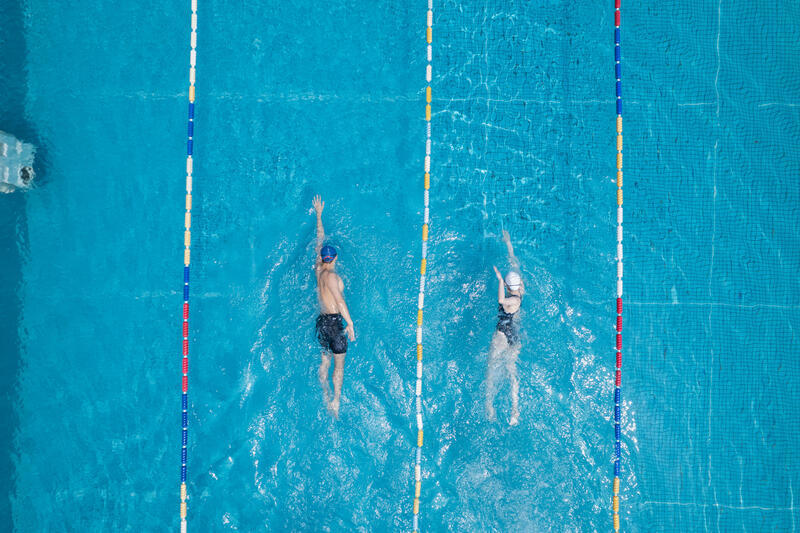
[502, 230, 524, 295]
[502, 229, 520, 270]
[494, 265, 521, 313]
[493, 266, 506, 304]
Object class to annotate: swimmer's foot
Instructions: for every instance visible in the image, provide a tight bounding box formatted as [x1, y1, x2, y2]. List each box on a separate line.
[328, 398, 340, 419]
[486, 404, 497, 422]
[509, 409, 520, 426]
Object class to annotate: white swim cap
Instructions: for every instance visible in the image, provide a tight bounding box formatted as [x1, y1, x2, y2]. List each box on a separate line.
[504, 271, 521, 291]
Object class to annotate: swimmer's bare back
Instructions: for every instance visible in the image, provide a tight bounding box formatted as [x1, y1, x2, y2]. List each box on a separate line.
[317, 269, 344, 314]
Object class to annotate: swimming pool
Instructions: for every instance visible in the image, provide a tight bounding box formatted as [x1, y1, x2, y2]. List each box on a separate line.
[2, 0, 799, 531]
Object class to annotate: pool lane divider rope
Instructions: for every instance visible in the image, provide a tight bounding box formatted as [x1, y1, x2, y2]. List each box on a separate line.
[613, 0, 623, 530]
[412, 2, 433, 532]
[179, 0, 197, 531]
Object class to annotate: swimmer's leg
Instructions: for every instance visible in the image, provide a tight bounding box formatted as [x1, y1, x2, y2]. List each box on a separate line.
[329, 352, 346, 418]
[486, 332, 507, 422]
[318, 352, 332, 406]
[507, 344, 521, 426]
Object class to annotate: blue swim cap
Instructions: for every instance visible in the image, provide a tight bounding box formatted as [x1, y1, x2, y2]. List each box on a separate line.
[320, 245, 337, 263]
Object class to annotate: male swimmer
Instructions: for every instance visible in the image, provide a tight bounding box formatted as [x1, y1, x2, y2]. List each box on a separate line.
[486, 230, 524, 426]
[312, 195, 355, 418]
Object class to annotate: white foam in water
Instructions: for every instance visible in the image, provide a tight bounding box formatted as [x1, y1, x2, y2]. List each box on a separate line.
[0, 130, 35, 193]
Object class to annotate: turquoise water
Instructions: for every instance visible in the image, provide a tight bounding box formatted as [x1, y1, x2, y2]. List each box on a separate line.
[1, 0, 799, 531]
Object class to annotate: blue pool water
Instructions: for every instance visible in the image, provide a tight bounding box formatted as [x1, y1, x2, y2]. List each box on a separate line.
[1, 0, 799, 531]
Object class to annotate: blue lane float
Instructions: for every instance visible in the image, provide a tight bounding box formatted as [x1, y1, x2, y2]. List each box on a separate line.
[179, 1, 198, 532]
[612, 0, 624, 530]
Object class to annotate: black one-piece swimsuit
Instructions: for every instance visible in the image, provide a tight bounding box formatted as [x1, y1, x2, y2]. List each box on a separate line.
[496, 295, 520, 346]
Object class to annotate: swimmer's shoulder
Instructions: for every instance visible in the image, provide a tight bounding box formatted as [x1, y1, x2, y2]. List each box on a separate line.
[318, 268, 341, 285]
[501, 295, 521, 314]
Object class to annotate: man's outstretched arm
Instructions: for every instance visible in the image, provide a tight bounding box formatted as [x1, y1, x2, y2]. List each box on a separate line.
[313, 195, 325, 259]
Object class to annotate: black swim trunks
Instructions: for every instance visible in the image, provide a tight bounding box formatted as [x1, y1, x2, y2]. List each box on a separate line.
[316, 313, 348, 354]
[496, 302, 520, 346]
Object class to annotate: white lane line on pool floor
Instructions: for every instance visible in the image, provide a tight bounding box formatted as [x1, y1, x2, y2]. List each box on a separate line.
[705, 3, 722, 529]
[641, 501, 796, 512]
[758, 102, 800, 108]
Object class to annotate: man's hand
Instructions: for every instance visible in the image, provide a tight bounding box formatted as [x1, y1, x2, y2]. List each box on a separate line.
[313, 195, 324, 216]
[502, 229, 511, 243]
[493, 265, 504, 282]
[345, 323, 355, 342]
